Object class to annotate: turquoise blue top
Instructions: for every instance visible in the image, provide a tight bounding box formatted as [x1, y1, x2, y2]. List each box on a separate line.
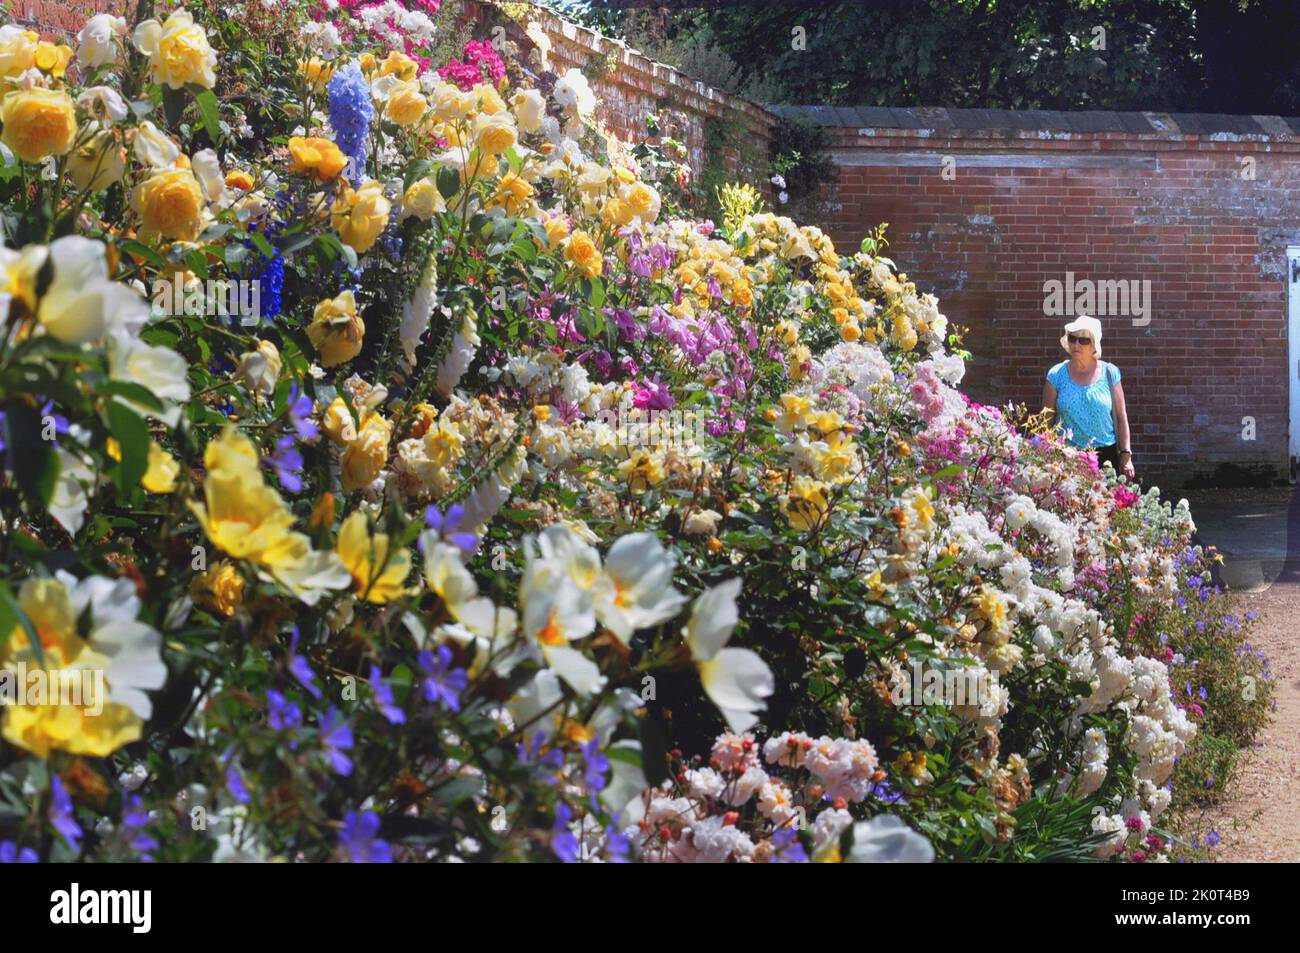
[1047, 360, 1120, 449]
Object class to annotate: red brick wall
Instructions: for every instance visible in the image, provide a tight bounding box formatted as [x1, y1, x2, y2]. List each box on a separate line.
[809, 123, 1300, 489]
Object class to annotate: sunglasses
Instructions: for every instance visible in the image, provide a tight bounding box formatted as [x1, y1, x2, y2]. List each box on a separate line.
[1067, 335, 1093, 345]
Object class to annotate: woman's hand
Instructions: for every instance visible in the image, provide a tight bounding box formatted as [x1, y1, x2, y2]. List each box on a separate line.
[1121, 457, 1136, 480]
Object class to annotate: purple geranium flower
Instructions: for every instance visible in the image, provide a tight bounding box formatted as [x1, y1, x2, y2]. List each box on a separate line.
[287, 627, 322, 699]
[581, 736, 608, 793]
[287, 383, 319, 440]
[770, 825, 809, 863]
[268, 435, 304, 492]
[319, 707, 355, 776]
[370, 665, 406, 725]
[418, 645, 468, 712]
[226, 765, 251, 806]
[339, 811, 392, 863]
[0, 840, 38, 863]
[49, 776, 81, 850]
[423, 503, 478, 555]
[267, 688, 303, 741]
[121, 795, 159, 861]
[551, 803, 580, 863]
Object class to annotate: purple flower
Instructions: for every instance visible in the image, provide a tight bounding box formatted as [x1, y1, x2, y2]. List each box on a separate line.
[1204, 830, 1220, 847]
[423, 504, 477, 554]
[49, 776, 81, 850]
[121, 795, 159, 861]
[581, 736, 608, 793]
[339, 811, 392, 863]
[0, 841, 38, 863]
[288, 627, 322, 699]
[226, 765, 251, 805]
[551, 803, 580, 863]
[517, 731, 564, 772]
[319, 707, 355, 776]
[370, 665, 406, 725]
[268, 434, 304, 492]
[770, 825, 808, 863]
[267, 688, 303, 740]
[288, 384, 319, 440]
[418, 645, 468, 712]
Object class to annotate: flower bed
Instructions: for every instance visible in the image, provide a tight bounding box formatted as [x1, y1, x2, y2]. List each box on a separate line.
[0, 1, 1268, 863]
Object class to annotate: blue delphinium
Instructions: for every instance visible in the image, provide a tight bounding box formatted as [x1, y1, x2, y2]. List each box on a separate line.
[339, 811, 392, 863]
[327, 62, 373, 184]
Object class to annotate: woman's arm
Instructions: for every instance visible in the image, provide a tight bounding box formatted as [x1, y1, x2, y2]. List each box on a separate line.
[1041, 380, 1056, 417]
[1111, 380, 1131, 453]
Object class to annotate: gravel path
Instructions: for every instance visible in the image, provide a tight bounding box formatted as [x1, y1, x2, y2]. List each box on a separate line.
[1191, 571, 1300, 861]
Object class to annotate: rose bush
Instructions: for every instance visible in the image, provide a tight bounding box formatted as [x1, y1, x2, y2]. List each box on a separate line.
[0, 1, 1267, 863]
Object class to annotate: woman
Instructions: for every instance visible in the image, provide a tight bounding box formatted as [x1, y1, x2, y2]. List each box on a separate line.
[1041, 316, 1136, 481]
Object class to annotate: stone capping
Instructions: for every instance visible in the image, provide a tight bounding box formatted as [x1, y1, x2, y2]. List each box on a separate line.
[769, 104, 1300, 142]
[479, 0, 772, 132]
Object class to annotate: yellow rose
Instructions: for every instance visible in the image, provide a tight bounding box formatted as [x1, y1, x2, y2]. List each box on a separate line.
[299, 56, 335, 92]
[383, 79, 428, 127]
[0, 88, 77, 163]
[288, 135, 347, 182]
[307, 290, 365, 367]
[623, 181, 661, 223]
[332, 179, 391, 254]
[132, 167, 206, 241]
[781, 477, 830, 531]
[340, 413, 392, 492]
[543, 214, 571, 248]
[34, 41, 73, 77]
[190, 561, 245, 616]
[564, 229, 602, 278]
[68, 129, 125, 192]
[474, 82, 507, 115]
[0, 27, 39, 79]
[473, 110, 517, 156]
[141, 440, 180, 493]
[840, 321, 861, 342]
[486, 172, 534, 216]
[359, 52, 378, 74]
[322, 397, 358, 446]
[225, 169, 254, 191]
[401, 177, 446, 221]
[431, 82, 476, 123]
[379, 50, 418, 81]
[336, 511, 411, 603]
[602, 196, 633, 227]
[132, 10, 217, 89]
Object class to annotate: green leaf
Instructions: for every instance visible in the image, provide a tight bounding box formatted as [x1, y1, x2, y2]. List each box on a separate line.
[98, 380, 166, 413]
[190, 85, 223, 144]
[435, 165, 460, 201]
[107, 400, 150, 493]
[161, 85, 187, 128]
[588, 275, 606, 309]
[0, 583, 43, 667]
[5, 404, 58, 506]
[116, 238, 166, 269]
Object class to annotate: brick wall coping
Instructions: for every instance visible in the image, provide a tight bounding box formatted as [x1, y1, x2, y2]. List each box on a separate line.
[769, 104, 1300, 142]
[494, 0, 772, 131]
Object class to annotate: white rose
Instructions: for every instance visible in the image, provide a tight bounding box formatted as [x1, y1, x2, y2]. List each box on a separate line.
[76, 14, 126, 69]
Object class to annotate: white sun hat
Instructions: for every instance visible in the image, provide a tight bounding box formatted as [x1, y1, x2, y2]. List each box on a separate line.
[1060, 315, 1102, 357]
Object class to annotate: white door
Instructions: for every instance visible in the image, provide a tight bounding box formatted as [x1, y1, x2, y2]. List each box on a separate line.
[1289, 246, 1300, 482]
